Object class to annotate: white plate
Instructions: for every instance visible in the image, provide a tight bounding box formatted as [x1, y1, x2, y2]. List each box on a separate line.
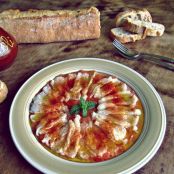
[9, 58, 166, 174]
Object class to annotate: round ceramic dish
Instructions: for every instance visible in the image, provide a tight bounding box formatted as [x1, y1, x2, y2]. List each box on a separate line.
[9, 58, 166, 174]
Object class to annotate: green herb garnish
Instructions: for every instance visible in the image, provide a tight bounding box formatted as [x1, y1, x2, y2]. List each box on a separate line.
[70, 97, 96, 117]
[70, 104, 81, 115]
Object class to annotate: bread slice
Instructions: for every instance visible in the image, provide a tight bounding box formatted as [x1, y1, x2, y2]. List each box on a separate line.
[0, 7, 100, 43]
[122, 17, 165, 38]
[115, 8, 152, 27]
[110, 27, 143, 43]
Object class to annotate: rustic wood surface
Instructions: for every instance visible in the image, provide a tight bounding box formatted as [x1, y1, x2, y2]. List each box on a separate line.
[0, 0, 174, 173]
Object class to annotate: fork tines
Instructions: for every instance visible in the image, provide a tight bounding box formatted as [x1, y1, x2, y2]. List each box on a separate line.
[112, 39, 129, 53]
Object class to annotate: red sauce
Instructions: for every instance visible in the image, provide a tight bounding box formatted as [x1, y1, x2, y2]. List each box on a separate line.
[67, 78, 75, 89]
[102, 82, 115, 92]
[112, 97, 123, 103]
[66, 100, 79, 107]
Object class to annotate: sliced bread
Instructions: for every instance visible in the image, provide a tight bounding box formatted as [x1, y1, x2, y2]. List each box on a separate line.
[110, 27, 143, 43]
[122, 17, 165, 37]
[115, 8, 152, 27]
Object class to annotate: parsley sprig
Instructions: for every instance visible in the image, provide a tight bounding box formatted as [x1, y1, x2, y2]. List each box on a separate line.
[70, 97, 96, 117]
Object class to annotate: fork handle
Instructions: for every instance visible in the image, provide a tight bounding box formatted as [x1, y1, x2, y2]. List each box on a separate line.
[140, 53, 174, 71]
[140, 53, 174, 63]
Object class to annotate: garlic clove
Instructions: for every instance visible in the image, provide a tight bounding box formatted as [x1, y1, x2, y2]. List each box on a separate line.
[0, 80, 8, 103]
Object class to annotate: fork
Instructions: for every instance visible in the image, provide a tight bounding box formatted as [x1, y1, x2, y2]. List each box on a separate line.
[113, 39, 174, 71]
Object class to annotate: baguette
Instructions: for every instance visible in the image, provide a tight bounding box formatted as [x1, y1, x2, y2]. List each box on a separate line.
[0, 7, 100, 43]
[115, 8, 152, 27]
[122, 17, 165, 37]
[110, 27, 142, 43]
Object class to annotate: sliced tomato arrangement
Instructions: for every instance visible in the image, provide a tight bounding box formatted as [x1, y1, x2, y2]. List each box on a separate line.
[29, 70, 144, 162]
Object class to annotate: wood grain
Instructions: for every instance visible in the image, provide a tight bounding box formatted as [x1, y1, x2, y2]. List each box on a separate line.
[0, 0, 174, 174]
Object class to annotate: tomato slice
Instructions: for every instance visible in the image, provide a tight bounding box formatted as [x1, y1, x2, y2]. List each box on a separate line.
[0, 27, 18, 71]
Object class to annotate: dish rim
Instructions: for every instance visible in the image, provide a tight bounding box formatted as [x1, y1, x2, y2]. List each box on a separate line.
[9, 57, 166, 174]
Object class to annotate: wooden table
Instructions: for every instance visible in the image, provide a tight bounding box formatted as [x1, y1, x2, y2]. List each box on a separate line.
[0, 0, 174, 173]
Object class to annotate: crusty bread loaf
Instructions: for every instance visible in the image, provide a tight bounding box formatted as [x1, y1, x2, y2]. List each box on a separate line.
[122, 17, 165, 37]
[115, 8, 152, 27]
[0, 7, 100, 43]
[110, 27, 142, 43]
